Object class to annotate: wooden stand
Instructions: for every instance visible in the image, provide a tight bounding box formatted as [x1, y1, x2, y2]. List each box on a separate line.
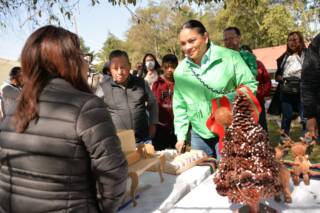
[117, 130, 165, 206]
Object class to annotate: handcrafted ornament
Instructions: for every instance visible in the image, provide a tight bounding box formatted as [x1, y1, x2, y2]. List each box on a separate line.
[151, 149, 210, 175]
[214, 91, 281, 212]
[206, 85, 261, 152]
[117, 130, 165, 206]
[274, 145, 292, 203]
[281, 135, 319, 186]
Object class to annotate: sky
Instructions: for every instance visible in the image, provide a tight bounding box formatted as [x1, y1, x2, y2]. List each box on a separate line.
[0, 1, 147, 61]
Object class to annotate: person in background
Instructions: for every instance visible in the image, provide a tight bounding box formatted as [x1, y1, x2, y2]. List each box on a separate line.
[174, 20, 257, 158]
[142, 53, 161, 87]
[98, 50, 158, 144]
[223, 27, 257, 78]
[85, 53, 103, 93]
[241, 45, 271, 131]
[131, 62, 143, 78]
[275, 31, 306, 138]
[152, 54, 178, 150]
[1, 66, 23, 118]
[0, 97, 3, 120]
[84, 53, 94, 71]
[302, 33, 320, 141]
[101, 61, 111, 76]
[0, 25, 128, 213]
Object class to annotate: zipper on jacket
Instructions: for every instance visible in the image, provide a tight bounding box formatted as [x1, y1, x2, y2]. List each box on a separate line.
[125, 88, 134, 129]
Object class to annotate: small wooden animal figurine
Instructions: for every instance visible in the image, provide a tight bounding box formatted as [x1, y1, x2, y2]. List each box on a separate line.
[282, 135, 316, 186]
[292, 155, 311, 185]
[274, 145, 292, 203]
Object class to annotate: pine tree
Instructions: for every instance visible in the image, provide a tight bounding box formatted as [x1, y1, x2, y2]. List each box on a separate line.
[214, 93, 281, 205]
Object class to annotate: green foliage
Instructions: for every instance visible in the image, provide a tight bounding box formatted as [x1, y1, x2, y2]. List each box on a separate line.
[2, 0, 318, 66]
[80, 37, 94, 55]
[96, 32, 124, 71]
[93, 0, 317, 67]
[0, 0, 226, 28]
[123, 1, 196, 64]
[262, 4, 296, 46]
[268, 119, 320, 164]
[0, 0, 81, 27]
[207, 0, 317, 48]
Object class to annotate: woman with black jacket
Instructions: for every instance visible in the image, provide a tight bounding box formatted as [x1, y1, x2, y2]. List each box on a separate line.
[301, 33, 320, 139]
[0, 25, 128, 213]
[274, 31, 306, 138]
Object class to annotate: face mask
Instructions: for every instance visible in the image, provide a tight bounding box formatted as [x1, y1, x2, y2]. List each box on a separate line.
[145, 61, 155, 70]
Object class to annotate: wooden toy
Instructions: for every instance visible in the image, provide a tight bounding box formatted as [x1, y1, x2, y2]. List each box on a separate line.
[153, 149, 210, 175]
[117, 130, 165, 206]
[274, 145, 292, 203]
[282, 135, 317, 186]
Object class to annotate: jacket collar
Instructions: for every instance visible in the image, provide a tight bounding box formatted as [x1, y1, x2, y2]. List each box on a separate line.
[49, 77, 73, 87]
[185, 42, 223, 74]
[110, 74, 139, 89]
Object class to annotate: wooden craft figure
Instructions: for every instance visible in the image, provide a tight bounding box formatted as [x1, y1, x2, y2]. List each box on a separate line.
[282, 135, 316, 186]
[155, 149, 210, 175]
[117, 130, 165, 206]
[274, 145, 292, 203]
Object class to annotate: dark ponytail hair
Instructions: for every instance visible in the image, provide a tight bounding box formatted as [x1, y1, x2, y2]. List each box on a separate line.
[180, 20, 207, 35]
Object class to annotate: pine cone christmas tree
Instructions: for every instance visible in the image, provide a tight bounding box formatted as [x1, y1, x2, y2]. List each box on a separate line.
[214, 92, 281, 205]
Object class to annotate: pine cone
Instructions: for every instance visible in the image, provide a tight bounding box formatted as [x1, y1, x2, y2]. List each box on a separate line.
[214, 92, 281, 204]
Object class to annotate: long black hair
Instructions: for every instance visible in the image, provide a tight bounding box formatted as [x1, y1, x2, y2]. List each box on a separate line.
[180, 19, 207, 35]
[141, 53, 161, 76]
[180, 20, 210, 49]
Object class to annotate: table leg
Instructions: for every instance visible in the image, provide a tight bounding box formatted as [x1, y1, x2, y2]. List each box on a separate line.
[129, 172, 139, 207]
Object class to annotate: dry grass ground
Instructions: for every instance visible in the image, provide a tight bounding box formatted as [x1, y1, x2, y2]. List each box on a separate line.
[267, 116, 320, 164]
[185, 115, 320, 163]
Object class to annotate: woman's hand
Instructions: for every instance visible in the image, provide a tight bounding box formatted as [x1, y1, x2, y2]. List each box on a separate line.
[175, 140, 185, 154]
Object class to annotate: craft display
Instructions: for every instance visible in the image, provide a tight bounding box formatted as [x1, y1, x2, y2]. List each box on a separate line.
[281, 136, 319, 186]
[274, 145, 292, 203]
[117, 130, 165, 207]
[213, 92, 281, 212]
[153, 149, 210, 175]
[206, 85, 261, 152]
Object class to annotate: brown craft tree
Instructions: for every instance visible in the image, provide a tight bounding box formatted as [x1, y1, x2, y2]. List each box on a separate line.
[214, 92, 281, 208]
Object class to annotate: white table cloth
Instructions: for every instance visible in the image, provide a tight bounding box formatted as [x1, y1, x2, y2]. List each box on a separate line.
[119, 166, 211, 213]
[170, 174, 320, 213]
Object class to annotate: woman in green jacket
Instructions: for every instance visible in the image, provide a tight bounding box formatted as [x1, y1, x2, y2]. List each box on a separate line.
[173, 20, 257, 158]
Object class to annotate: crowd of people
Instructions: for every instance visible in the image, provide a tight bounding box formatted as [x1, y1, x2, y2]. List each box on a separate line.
[0, 19, 319, 212]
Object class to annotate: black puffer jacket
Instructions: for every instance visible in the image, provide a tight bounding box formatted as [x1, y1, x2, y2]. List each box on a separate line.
[99, 75, 158, 142]
[301, 33, 320, 118]
[0, 78, 128, 213]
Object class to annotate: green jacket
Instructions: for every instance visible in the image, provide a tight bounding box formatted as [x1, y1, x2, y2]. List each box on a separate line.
[240, 49, 258, 78]
[173, 42, 258, 141]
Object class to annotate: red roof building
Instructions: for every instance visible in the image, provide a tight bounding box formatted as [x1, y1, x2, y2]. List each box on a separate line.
[253, 45, 286, 74]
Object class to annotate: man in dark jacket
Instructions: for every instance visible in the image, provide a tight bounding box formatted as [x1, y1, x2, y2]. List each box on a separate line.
[1, 66, 23, 118]
[302, 33, 320, 139]
[98, 50, 158, 143]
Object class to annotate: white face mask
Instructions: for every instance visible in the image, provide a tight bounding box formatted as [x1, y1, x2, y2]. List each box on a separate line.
[145, 61, 155, 70]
